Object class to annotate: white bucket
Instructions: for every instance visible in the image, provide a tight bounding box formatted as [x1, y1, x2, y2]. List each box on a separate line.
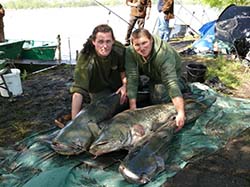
[0, 68, 23, 97]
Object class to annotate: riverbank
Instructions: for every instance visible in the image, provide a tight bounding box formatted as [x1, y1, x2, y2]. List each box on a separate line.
[0, 45, 250, 186]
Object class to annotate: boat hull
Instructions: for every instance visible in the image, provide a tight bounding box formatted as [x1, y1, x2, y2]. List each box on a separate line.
[0, 40, 25, 59]
[21, 40, 57, 60]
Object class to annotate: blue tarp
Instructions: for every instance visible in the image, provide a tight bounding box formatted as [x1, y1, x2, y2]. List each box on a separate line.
[199, 20, 216, 37]
[192, 20, 233, 55]
[192, 20, 216, 53]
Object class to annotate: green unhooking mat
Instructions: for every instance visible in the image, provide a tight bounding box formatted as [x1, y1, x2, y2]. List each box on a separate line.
[1, 83, 250, 187]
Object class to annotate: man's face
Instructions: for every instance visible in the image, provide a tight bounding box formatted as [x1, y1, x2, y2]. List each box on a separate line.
[132, 36, 153, 59]
[92, 32, 114, 57]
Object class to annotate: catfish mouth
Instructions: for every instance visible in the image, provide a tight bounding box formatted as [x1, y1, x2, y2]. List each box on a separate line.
[119, 164, 150, 184]
[51, 141, 85, 156]
[89, 141, 118, 156]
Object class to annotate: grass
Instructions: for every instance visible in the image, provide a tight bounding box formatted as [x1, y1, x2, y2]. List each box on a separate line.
[206, 57, 242, 88]
[183, 54, 249, 91]
[205, 56, 244, 89]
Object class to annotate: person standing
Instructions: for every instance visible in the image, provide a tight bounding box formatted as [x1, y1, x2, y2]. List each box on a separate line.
[125, 28, 188, 131]
[157, 0, 174, 41]
[0, 3, 5, 42]
[70, 24, 127, 119]
[124, 0, 151, 46]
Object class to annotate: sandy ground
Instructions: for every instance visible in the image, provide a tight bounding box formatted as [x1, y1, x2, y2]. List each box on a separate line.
[0, 51, 250, 186]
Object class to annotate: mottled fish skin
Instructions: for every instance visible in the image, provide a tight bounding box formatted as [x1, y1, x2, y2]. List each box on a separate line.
[119, 96, 217, 184]
[51, 93, 125, 155]
[89, 96, 216, 157]
[89, 104, 175, 156]
[119, 121, 176, 184]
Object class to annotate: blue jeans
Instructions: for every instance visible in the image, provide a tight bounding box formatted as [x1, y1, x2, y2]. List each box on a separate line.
[157, 12, 170, 41]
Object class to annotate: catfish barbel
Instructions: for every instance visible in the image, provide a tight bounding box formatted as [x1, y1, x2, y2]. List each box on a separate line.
[51, 93, 126, 155]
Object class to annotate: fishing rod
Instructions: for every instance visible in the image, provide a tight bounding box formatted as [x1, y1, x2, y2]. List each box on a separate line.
[152, 17, 158, 34]
[175, 0, 204, 25]
[174, 14, 199, 35]
[93, 0, 131, 26]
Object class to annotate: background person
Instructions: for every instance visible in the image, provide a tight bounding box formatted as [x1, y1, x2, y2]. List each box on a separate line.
[0, 3, 5, 42]
[157, 0, 174, 41]
[125, 28, 188, 131]
[70, 24, 127, 119]
[124, 0, 151, 46]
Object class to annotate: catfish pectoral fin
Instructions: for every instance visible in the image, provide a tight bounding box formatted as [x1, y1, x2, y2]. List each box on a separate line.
[87, 122, 101, 138]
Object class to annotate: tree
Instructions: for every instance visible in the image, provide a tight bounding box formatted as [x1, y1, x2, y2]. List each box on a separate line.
[199, 0, 249, 9]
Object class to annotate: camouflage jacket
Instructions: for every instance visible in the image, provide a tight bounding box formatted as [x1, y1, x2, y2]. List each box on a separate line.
[127, 0, 152, 18]
[125, 35, 183, 99]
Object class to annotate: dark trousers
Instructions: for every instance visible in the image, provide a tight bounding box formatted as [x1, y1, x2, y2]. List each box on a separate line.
[149, 78, 188, 104]
[125, 16, 145, 44]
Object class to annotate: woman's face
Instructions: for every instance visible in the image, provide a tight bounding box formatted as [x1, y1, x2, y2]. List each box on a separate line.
[132, 35, 153, 59]
[92, 32, 114, 57]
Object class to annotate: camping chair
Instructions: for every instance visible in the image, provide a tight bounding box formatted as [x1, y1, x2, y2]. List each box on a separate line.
[0, 56, 13, 97]
[0, 68, 12, 97]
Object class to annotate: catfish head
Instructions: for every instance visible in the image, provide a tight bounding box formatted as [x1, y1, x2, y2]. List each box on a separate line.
[118, 123, 175, 184]
[89, 123, 131, 156]
[89, 123, 146, 156]
[51, 120, 100, 155]
[51, 93, 123, 155]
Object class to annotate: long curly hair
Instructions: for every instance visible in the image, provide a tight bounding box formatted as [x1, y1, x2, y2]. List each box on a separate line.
[81, 24, 115, 56]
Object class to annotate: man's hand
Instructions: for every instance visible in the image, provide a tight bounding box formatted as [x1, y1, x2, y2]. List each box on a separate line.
[116, 84, 127, 104]
[175, 111, 185, 132]
[172, 96, 186, 132]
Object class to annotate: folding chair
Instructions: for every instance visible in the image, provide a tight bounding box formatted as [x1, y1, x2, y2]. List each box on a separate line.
[0, 68, 12, 97]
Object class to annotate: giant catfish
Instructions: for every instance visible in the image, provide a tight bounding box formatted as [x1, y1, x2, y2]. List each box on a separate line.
[51, 93, 127, 155]
[89, 96, 216, 157]
[118, 96, 217, 184]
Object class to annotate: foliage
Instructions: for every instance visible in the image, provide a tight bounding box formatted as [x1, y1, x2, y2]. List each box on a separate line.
[197, 0, 249, 9]
[205, 56, 245, 88]
[21, 69, 28, 80]
[3, 0, 114, 9]
[3, 0, 249, 9]
[5, 0, 49, 9]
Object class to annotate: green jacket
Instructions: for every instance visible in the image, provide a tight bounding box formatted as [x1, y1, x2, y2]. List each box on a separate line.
[125, 35, 183, 99]
[70, 41, 125, 95]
